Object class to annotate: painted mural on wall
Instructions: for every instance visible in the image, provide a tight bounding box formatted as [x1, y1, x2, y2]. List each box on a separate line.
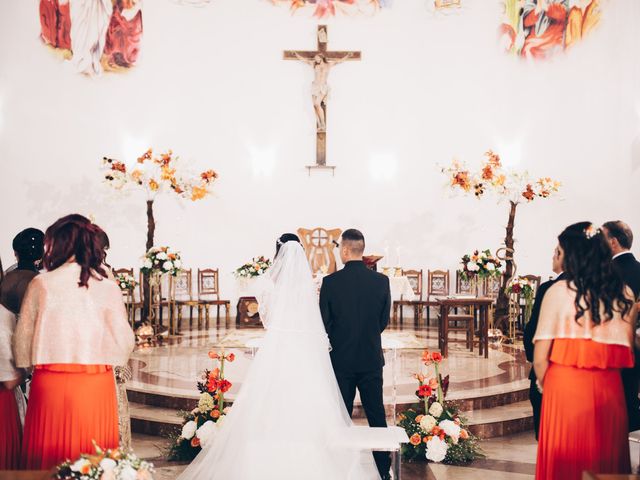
[500, 0, 601, 59]
[39, 0, 143, 76]
[270, 0, 390, 18]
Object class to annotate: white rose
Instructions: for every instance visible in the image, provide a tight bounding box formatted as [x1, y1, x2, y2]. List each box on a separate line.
[438, 419, 461, 444]
[120, 282, 126, 289]
[174, 259, 182, 268]
[99, 458, 117, 471]
[181, 420, 197, 440]
[429, 402, 443, 418]
[419, 415, 437, 434]
[486, 262, 495, 271]
[196, 420, 216, 448]
[425, 435, 449, 462]
[467, 262, 479, 272]
[71, 459, 91, 472]
[157, 252, 168, 260]
[162, 261, 173, 271]
[119, 465, 137, 480]
[143, 259, 153, 269]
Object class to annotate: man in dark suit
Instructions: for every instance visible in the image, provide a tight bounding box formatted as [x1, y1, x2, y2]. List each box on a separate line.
[523, 244, 565, 440]
[319, 228, 392, 480]
[603, 220, 640, 431]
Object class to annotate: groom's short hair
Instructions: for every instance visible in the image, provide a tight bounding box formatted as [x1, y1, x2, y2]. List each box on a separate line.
[342, 229, 365, 255]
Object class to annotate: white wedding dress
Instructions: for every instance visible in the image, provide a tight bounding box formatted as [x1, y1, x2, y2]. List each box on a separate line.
[178, 242, 380, 480]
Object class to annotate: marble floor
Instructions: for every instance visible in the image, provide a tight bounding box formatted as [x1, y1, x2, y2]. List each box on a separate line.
[128, 325, 530, 409]
[131, 430, 539, 479]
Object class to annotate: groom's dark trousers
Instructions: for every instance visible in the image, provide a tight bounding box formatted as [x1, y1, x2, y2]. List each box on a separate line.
[320, 260, 392, 478]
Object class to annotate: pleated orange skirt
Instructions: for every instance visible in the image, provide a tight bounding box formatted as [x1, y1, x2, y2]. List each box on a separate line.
[0, 388, 21, 469]
[536, 340, 632, 480]
[21, 364, 118, 470]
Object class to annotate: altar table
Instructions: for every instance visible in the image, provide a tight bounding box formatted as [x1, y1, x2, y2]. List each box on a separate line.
[436, 297, 493, 358]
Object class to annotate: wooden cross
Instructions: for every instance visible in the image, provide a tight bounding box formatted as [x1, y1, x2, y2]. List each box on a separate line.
[284, 25, 361, 174]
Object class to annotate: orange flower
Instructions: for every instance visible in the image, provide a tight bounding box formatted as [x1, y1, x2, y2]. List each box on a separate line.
[415, 415, 424, 424]
[413, 373, 426, 383]
[131, 169, 143, 181]
[409, 433, 422, 446]
[191, 185, 207, 201]
[81, 464, 91, 475]
[161, 165, 176, 180]
[111, 161, 126, 173]
[190, 437, 201, 448]
[485, 150, 501, 167]
[452, 171, 471, 192]
[431, 352, 443, 363]
[493, 174, 506, 186]
[460, 429, 469, 440]
[423, 436, 430, 443]
[226, 353, 235, 362]
[432, 426, 442, 436]
[522, 184, 536, 201]
[137, 148, 152, 163]
[211, 409, 221, 419]
[421, 350, 432, 364]
[171, 180, 184, 194]
[149, 179, 159, 191]
[201, 170, 218, 183]
[428, 378, 439, 390]
[208, 350, 220, 360]
[481, 164, 493, 180]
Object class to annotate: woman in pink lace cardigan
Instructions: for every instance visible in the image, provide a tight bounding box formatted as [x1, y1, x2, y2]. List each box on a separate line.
[14, 214, 135, 470]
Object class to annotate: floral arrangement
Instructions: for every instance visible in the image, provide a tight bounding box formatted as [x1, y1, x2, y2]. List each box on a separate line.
[115, 272, 137, 291]
[506, 277, 536, 324]
[397, 350, 482, 464]
[55, 443, 154, 479]
[167, 350, 235, 461]
[442, 150, 560, 205]
[102, 149, 218, 202]
[459, 249, 502, 280]
[141, 247, 182, 277]
[271, 0, 390, 18]
[234, 256, 272, 279]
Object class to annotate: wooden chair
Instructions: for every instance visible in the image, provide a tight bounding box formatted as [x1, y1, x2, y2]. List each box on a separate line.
[197, 268, 231, 328]
[113, 268, 141, 327]
[424, 269, 450, 326]
[445, 271, 478, 350]
[392, 269, 428, 327]
[170, 268, 202, 331]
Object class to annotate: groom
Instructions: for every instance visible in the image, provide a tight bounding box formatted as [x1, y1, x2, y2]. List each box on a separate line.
[320, 229, 392, 480]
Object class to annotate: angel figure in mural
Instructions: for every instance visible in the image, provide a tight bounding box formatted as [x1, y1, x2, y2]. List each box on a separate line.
[500, 0, 601, 59]
[294, 52, 354, 132]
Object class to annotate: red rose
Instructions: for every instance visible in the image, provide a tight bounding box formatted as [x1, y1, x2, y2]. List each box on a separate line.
[218, 379, 232, 393]
[431, 352, 443, 363]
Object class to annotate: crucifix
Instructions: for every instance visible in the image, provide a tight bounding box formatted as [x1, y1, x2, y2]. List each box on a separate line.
[284, 25, 361, 174]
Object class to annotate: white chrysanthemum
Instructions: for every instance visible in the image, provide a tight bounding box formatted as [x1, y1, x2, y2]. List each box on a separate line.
[99, 458, 117, 471]
[429, 402, 443, 418]
[425, 435, 448, 462]
[439, 419, 461, 443]
[196, 420, 216, 448]
[181, 420, 197, 440]
[198, 393, 214, 412]
[70, 459, 91, 472]
[143, 259, 153, 269]
[162, 261, 174, 272]
[419, 415, 437, 434]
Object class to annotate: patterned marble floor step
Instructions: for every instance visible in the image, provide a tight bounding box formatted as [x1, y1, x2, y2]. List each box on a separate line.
[465, 400, 533, 439]
[129, 402, 183, 437]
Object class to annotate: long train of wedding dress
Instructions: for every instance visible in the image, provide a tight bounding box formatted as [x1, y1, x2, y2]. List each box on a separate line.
[178, 242, 380, 480]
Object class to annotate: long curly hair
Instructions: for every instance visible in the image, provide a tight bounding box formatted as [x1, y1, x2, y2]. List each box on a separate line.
[43, 214, 108, 288]
[559, 222, 634, 324]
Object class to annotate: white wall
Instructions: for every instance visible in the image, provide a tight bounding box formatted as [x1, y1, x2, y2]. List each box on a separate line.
[1, 0, 639, 301]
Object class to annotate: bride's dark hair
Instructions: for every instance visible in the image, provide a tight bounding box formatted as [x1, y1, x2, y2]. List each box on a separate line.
[559, 221, 634, 325]
[276, 233, 301, 256]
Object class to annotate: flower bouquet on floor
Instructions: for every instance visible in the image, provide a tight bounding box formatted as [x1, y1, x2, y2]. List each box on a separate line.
[397, 350, 483, 464]
[459, 249, 502, 281]
[55, 442, 154, 479]
[167, 350, 235, 461]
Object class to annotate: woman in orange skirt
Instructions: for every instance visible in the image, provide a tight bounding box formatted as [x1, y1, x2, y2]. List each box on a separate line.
[14, 215, 135, 470]
[534, 222, 637, 480]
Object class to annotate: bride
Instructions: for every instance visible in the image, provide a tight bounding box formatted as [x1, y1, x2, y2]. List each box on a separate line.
[178, 234, 380, 480]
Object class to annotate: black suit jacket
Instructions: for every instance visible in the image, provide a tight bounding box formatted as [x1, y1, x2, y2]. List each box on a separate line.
[320, 261, 391, 373]
[523, 273, 566, 380]
[613, 253, 640, 300]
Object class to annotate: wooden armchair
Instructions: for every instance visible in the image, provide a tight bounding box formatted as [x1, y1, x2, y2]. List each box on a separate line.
[424, 269, 450, 326]
[392, 269, 428, 326]
[170, 268, 201, 331]
[197, 268, 231, 328]
[113, 268, 141, 327]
